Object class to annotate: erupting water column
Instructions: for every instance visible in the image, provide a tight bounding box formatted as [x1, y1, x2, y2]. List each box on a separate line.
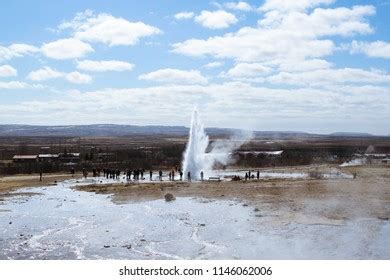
[182, 109, 209, 180]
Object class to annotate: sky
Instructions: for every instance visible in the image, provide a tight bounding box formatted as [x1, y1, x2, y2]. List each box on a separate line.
[0, 0, 389, 135]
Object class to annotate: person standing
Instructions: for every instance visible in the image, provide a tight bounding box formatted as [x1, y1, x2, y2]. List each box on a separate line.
[187, 171, 191, 182]
[149, 170, 153, 181]
[257, 170, 260, 180]
[200, 171, 204, 181]
[159, 170, 163, 181]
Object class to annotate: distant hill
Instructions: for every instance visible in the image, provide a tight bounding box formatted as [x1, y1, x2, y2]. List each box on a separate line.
[0, 124, 383, 138]
[254, 131, 311, 138]
[329, 132, 373, 137]
[0, 124, 189, 137]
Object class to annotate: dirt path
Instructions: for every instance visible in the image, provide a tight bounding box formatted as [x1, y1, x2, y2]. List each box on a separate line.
[0, 173, 82, 193]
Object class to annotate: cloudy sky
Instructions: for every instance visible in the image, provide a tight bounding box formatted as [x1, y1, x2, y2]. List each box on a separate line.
[0, 0, 389, 134]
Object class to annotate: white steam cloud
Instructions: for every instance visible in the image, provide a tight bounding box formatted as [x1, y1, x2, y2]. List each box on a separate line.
[182, 108, 253, 180]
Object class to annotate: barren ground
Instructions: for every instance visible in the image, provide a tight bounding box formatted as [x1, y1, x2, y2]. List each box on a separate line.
[74, 165, 390, 224]
[1, 164, 389, 259]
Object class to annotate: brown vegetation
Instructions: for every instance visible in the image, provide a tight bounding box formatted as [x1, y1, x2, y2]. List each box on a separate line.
[1, 135, 389, 175]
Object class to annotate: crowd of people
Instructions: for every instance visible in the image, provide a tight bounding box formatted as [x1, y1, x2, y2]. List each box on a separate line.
[75, 167, 204, 182]
[75, 167, 263, 182]
[232, 170, 261, 181]
[244, 170, 261, 181]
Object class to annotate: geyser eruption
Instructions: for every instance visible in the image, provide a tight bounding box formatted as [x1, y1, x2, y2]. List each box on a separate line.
[182, 109, 209, 180]
[182, 108, 254, 180]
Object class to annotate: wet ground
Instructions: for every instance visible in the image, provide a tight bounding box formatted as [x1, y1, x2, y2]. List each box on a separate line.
[0, 173, 389, 260]
[89, 168, 354, 183]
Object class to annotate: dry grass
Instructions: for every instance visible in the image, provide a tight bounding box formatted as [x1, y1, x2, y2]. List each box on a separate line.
[0, 173, 81, 193]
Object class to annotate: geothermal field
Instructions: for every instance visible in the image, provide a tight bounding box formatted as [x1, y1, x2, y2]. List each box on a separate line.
[0, 111, 389, 260]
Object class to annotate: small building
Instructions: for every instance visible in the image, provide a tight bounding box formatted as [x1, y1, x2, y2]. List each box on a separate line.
[13, 155, 38, 163]
[58, 153, 81, 162]
[38, 154, 59, 163]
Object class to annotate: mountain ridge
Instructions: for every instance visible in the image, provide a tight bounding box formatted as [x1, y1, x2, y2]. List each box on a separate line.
[0, 124, 382, 137]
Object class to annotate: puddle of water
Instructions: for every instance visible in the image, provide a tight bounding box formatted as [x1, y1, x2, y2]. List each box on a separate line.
[0, 180, 388, 260]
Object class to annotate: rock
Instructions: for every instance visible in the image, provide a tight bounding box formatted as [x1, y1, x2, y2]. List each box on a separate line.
[254, 208, 260, 212]
[103, 245, 110, 248]
[122, 244, 132, 250]
[140, 239, 146, 242]
[9, 221, 12, 225]
[199, 223, 206, 227]
[164, 193, 176, 202]
[243, 204, 248, 207]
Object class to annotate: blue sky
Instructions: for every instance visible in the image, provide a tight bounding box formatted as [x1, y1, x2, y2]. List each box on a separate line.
[0, 0, 389, 134]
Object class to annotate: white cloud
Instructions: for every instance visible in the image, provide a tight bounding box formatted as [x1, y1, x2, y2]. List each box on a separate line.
[0, 81, 29, 89]
[0, 43, 39, 62]
[203, 61, 224, 68]
[195, 10, 238, 29]
[225, 2, 252, 11]
[8, 44, 40, 55]
[27, 66, 92, 84]
[260, 5, 376, 37]
[173, 28, 335, 62]
[224, 63, 272, 77]
[139, 68, 208, 84]
[1, 83, 389, 134]
[0, 65, 17, 77]
[65, 71, 92, 84]
[41, 38, 94, 60]
[173, 5, 375, 63]
[267, 68, 390, 86]
[76, 60, 135, 72]
[259, 0, 335, 12]
[27, 66, 64, 81]
[174, 12, 194, 20]
[350, 40, 390, 59]
[60, 10, 162, 46]
[0, 81, 43, 89]
[277, 59, 332, 72]
[57, 9, 94, 30]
